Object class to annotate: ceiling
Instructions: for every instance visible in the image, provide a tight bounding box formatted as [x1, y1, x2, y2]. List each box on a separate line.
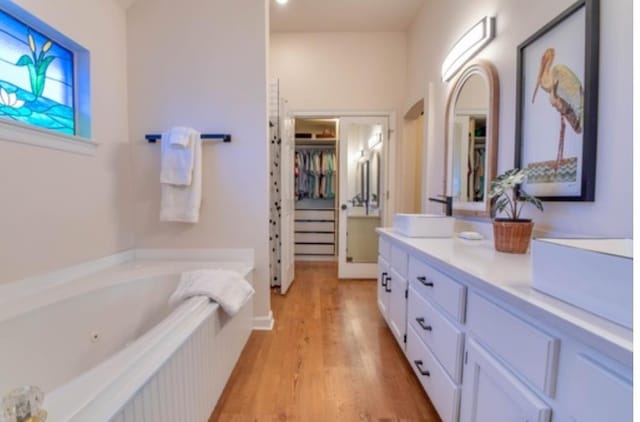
[115, 0, 426, 32]
[270, 0, 426, 33]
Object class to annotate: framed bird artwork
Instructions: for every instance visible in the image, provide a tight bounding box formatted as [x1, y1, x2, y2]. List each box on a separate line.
[515, 0, 599, 201]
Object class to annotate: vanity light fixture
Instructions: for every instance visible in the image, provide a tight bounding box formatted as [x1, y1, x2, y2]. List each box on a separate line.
[441, 16, 496, 82]
[275, 0, 289, 5]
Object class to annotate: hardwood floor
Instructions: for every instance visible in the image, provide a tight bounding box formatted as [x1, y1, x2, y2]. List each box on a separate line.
[210, 261, 440, 422]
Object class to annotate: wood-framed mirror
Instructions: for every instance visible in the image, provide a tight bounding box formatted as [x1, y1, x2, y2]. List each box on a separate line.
[445, 60, 499, 218]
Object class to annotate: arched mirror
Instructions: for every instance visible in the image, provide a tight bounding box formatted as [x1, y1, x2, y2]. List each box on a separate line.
[445, 60, 499, 218]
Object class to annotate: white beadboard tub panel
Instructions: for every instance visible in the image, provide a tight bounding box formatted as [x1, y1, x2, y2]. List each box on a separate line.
[109, 299, 252, 422]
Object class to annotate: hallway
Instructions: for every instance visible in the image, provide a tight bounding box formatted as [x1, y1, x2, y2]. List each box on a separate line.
[210, 262, 440, 421]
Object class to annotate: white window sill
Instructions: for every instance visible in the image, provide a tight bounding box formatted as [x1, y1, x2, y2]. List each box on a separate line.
[0, 118, 98, 156]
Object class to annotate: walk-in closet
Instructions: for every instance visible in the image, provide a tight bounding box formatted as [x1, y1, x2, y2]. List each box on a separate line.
[292, 114, 390, 280]
[294, 118, 339, 259]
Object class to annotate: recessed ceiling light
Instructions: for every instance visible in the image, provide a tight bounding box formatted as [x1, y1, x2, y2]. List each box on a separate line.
[275, 0, 288, 5]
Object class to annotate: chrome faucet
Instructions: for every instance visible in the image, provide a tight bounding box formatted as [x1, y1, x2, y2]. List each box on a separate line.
[428, 195, 453, 217]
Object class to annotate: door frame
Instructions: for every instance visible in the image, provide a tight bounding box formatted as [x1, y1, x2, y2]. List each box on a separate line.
[290, 110, 397, 228]
[289, 110, 397, 279]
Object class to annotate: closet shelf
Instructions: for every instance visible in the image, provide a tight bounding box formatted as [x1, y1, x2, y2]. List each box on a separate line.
[295, 138, 337, 144]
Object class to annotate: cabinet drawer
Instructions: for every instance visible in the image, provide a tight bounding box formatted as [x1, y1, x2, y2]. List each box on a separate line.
[408, 256, 466, 322]
[567, 355, 632, 422]
[294, 221, 334, 232]
[467, 292, 559, 396]
[408, 286, 464, 382]
[407, 325, 460, 422]
[295, 244, 334, 255]
[294, 232, 335, 244]
[390, 245, 409, 278]
[378, 236, 391, 260]
[295, 209, 335, 221]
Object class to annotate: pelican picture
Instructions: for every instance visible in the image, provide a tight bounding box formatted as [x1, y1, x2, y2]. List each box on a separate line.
[515, 0, 598, 201]
[528, 47, 584, 183]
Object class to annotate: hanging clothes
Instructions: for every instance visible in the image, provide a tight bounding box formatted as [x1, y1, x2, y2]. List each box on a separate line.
[294, 149, 336, 200]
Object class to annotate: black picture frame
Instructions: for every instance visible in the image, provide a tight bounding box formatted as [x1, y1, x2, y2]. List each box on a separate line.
[515, 0, 599, 201]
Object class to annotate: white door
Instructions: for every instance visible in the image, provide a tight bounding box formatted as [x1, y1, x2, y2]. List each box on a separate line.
[460, 338, 552, 422]
[279, 103, 295, 294]
[338, 116, 388, 279]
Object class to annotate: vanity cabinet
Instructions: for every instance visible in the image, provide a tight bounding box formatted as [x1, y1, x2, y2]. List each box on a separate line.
[376, 230, 633, 422]
[460, 338, 552, 422]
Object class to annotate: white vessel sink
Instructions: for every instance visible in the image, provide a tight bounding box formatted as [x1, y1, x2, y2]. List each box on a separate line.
[392, 213, 454, 238]
[531, 238, 633, 329]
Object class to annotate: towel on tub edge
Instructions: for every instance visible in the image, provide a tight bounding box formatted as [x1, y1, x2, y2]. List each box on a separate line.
[169, 269, 255, 316]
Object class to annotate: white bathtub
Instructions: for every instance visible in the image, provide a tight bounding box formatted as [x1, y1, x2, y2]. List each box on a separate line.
[0, 255, 254, 421]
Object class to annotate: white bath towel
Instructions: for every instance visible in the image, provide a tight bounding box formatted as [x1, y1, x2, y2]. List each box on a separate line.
[160, 128, 202, 223]
[169, 270, 255, 316]
[160, 127, 198, 186]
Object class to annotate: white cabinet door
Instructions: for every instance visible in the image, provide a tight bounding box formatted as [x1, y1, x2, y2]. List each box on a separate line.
[388, 268, 408, 349]
[460, 338, 551, 422]
[377, 258, 391, 320]
[566, 354, 632, 422]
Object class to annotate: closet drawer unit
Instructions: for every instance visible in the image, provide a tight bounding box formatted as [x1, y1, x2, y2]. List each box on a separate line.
[390, 245, 409, 278]
[467, 292, 560, 396]
[295, 244, 335, 255]
[295, 209, 335, 221]
[409, 256, 466, 323]
[294, 232, 335, 244]
[294, 221, 334, 232]
[378, 236, 391, 261]
[408, 286, 464, 383]
[407, 325, 460, 422]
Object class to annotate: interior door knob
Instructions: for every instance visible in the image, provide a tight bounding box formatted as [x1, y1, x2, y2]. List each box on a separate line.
[341, 204, 347, 210]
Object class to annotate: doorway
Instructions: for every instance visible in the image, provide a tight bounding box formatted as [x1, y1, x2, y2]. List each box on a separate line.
[400, 99, 425, 213]
[282, 111, 394, 284]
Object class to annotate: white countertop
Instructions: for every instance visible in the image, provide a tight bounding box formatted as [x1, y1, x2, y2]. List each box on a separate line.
[377, 228, 633, 366]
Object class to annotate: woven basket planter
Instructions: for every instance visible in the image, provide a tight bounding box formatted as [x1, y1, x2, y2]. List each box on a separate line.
[492, 219, 534, 254]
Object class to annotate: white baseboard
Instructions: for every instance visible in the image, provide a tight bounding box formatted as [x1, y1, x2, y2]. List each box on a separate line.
[253, 311, 274, 331]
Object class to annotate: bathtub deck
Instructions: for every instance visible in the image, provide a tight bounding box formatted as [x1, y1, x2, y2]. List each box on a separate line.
[210, 261, 440, 421]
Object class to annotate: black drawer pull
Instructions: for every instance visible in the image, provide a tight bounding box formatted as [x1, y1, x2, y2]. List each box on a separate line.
[381, 272, 388, 287]
[416, 318, 433, 331]
[385, 276, 392, 293]
[414, 360, 430, 377]
[417, 276, 434, 287]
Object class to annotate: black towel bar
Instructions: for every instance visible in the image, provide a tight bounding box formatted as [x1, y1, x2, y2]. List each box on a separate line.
[145, 133, 231, 143]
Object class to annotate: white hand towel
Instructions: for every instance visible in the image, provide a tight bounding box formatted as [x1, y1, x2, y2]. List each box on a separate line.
[160, 130, 202, 223]
[168, 270, 255, 316]
[160, 127, 198, 186]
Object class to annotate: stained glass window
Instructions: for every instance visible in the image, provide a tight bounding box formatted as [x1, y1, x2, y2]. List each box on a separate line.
[0, 9, 75, 136]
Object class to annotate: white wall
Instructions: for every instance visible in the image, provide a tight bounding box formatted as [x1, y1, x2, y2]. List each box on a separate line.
[271, 31, 407, 221]
[0, 0, 133, 283]
[127, 0, 271, 318]
[407, 0, 633, 237]
[271, 32, 407, 112]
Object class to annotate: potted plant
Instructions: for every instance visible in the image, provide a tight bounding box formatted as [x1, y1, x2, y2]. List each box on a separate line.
[489, 168, 544, 253]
